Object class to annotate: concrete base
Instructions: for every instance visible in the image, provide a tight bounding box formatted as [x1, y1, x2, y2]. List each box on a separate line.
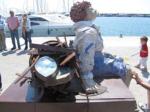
[0, 77, 137, 112]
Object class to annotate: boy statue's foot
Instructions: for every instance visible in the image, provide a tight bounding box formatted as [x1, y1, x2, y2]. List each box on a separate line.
[82, 78, 97, 94]
[82, 78, 107, 94]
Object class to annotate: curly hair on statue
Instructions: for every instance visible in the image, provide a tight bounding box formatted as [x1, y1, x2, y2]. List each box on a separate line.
[70, 1, 91, 22]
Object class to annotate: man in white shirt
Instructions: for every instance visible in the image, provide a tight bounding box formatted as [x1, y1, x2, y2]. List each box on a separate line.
[0, 15, 6, 51]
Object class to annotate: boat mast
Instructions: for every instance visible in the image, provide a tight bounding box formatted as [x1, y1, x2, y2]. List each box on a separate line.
[33, 0, 35, 12]
[63, 0, 66, 13]
[36, 0, 40, 13]
[34, 0, 47, 13]
[0, 0, 5, 16]
[67, 0, 69, 13]
[43, 0, 46, 13]
[26, 0, 29, 12]
[39, 0, 43, 13]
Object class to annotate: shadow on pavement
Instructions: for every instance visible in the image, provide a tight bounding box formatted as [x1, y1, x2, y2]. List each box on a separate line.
[1, 50, 16, 56]
[16, 50, 29, 56]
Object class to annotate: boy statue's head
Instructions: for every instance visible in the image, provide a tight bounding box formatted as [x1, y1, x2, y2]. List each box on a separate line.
[70, 1, 97, 22]
[141, 36, 148, 45]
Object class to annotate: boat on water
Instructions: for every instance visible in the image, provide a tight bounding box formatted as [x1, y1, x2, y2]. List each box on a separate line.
[4, 13, 75, 37]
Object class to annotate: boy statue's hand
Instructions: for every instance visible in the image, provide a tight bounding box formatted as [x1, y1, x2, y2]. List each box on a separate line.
[132, 73, 143, 84]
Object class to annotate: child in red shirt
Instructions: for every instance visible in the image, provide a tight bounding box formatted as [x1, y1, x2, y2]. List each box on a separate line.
[136, 36, 148, 72]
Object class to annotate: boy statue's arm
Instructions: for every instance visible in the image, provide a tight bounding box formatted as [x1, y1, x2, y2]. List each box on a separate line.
[133, 73, 150, 90]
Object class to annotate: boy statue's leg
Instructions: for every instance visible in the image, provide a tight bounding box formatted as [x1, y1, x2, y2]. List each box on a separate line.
[123, 68, 133, 87]
[81, 72, 107, 94]
[123, 66, 139, 87]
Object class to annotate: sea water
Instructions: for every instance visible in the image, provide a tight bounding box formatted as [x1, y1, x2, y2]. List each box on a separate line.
[94, 17, 150, 36]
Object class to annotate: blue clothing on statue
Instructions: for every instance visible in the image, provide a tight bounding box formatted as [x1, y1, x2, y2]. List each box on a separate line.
[73, 21, 127, 79]
[93, 52, 127, 78]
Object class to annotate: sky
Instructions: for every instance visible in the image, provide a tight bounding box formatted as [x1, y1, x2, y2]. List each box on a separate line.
[0, 0, 150, 16]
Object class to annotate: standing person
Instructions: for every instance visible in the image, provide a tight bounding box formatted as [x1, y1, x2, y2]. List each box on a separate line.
[7, 11, 20, 50]
[135, 36, 148, 72]
[132, 73, 150, 112]
[0, 15, 6, 51]
[22, 14, 32, 50]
